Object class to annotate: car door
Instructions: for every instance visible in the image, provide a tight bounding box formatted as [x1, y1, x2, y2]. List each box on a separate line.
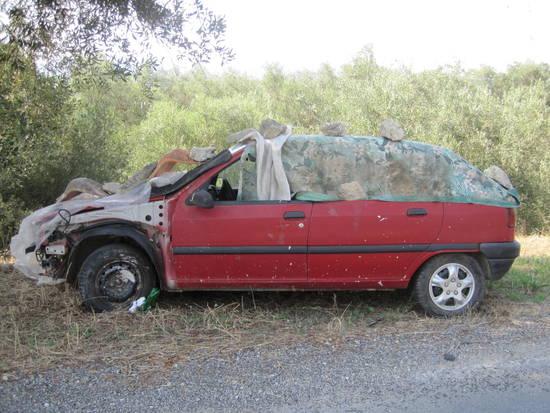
[170, 158, 312, 289]
[307, 200, 444, 288]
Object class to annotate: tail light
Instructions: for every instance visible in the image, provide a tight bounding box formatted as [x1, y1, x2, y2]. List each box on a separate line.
[507, 208, 516, 228]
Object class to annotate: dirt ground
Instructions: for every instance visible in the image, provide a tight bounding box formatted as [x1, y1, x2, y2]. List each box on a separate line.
[0, 235, 548, 380]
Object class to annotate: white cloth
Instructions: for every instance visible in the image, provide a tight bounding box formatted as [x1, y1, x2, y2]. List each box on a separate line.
[238, 128, 292, 201]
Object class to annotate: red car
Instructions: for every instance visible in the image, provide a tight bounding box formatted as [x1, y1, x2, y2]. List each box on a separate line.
[28, 137, 520, 316]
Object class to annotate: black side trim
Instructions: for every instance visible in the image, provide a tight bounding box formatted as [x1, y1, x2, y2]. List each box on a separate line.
[150, 150, 232, 197]
[486, 258, 515, 280]
[308, 244, 429, 254]
[173, 246, 307, 255]
[480, 241, 521, 259]
[214, 200, 311, 206]
[427, 243, 479, 251]
[173, 243, 481, 255]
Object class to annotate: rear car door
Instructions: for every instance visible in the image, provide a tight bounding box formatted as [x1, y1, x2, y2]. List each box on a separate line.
[170, 159, 312, 288]
[308, 200, 444, 288]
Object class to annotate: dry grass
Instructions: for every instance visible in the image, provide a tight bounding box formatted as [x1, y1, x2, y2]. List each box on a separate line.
[517, 235, 550, 257]
[0, 235, 548, 378]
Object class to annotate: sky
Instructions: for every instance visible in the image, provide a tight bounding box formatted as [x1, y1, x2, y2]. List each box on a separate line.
[164, 0, 550, 76]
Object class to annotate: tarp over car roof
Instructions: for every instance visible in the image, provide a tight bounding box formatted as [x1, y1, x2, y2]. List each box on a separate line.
[239, 135, 520, 208]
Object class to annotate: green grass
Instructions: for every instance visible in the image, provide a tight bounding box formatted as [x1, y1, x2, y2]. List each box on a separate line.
[488, 257, 550, 302]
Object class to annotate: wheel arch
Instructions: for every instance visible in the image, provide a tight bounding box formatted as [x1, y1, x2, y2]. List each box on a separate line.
[406, 250, 489, 291]
[66, 222, 164, 288]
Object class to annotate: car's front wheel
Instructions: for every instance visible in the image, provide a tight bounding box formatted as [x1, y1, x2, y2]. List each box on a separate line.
[78, 243, 156, 312]
[412, 254, 485, 317]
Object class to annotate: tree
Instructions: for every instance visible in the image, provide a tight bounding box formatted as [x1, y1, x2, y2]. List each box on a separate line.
[0, 0, 233, 75]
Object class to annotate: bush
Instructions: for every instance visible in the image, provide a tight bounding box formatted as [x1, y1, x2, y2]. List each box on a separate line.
[1, 49, 548, 253]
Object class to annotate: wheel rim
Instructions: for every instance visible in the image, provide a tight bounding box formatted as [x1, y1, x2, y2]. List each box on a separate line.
[97, 260, 140, 302]
[428, 263, 475, 311]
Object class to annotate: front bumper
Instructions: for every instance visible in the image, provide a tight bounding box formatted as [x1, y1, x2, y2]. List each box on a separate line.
[480, 240, 521, 280]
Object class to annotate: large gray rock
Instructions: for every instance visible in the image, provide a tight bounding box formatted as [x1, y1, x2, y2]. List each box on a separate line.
[122, 162, 157, 190]
[259, 118, 288, 139]
[190, 147, 216, 162]
[321, 122, 346, 137]
[379, 119, 405, 141]
[227, 128, 257, 143]
[484, 165, 513, 189]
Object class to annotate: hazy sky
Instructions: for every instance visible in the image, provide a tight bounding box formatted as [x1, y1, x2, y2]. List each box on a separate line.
[169, 0, 549, 75]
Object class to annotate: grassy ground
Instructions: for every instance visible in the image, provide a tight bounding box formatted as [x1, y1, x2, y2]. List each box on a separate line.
[488, 236, 550, 302]
[0, 236, 548, 378]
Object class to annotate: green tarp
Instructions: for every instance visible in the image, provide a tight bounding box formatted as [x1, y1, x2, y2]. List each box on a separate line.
[239, 135, 519, 208]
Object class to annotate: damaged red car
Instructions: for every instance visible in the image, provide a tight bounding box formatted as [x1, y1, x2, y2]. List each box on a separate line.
[12, 133, 521, 316]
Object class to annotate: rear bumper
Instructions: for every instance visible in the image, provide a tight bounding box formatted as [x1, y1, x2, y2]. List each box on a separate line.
[480, 241, 521, 280]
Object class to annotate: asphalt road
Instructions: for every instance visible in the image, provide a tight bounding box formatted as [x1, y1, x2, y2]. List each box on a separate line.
[2, 316, 550, 412]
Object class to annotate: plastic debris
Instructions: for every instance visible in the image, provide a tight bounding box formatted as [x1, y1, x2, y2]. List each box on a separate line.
[129, 288, 161, 313]
[141, 288, 160, 312]
[129, 297, 146, 313]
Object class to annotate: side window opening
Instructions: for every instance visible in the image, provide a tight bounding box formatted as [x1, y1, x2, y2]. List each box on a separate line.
[207, 160, 241, 201]
[206, 148, 259, 202]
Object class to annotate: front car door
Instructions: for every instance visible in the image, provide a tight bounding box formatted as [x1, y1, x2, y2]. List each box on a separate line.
[169, 156, 312, 289]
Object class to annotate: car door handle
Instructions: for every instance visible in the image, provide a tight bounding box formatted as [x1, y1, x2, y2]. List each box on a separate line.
[284, 211, 305, 219]
[407, 208, 428, 216]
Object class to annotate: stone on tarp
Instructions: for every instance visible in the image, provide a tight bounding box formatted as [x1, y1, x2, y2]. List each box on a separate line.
[259, 118, 288, 139]
[379, 119, 405, 141]
[190, 146, 216, 162]
[484, 165, 513, 189]
[122, 162, 157, 190]
[227, 128, 257, 143]
[337, 181, 367, 200]
[321, 122, 346, 137]
[57, 177, 107, 202]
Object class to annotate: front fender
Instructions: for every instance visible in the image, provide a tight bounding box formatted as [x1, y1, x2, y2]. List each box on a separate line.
[65, 221, 164, 287]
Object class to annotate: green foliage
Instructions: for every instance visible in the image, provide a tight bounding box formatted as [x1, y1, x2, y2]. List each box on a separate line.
[489, 256, 550, 302]
[1, 50, 549, 252]
[1, 0, 233, 75]
[122, 55, 548, 232]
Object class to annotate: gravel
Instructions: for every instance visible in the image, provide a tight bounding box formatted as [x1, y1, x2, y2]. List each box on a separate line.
[2, 314, 550, 412]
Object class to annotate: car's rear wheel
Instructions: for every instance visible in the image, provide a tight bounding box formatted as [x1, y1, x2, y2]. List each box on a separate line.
[412, 254, 485, 317]
[78, 243, 156, 312]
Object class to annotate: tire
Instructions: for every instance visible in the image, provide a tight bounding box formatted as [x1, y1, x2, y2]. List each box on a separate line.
[77, 243, 156, 312]
[412, 254, 485, 317]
